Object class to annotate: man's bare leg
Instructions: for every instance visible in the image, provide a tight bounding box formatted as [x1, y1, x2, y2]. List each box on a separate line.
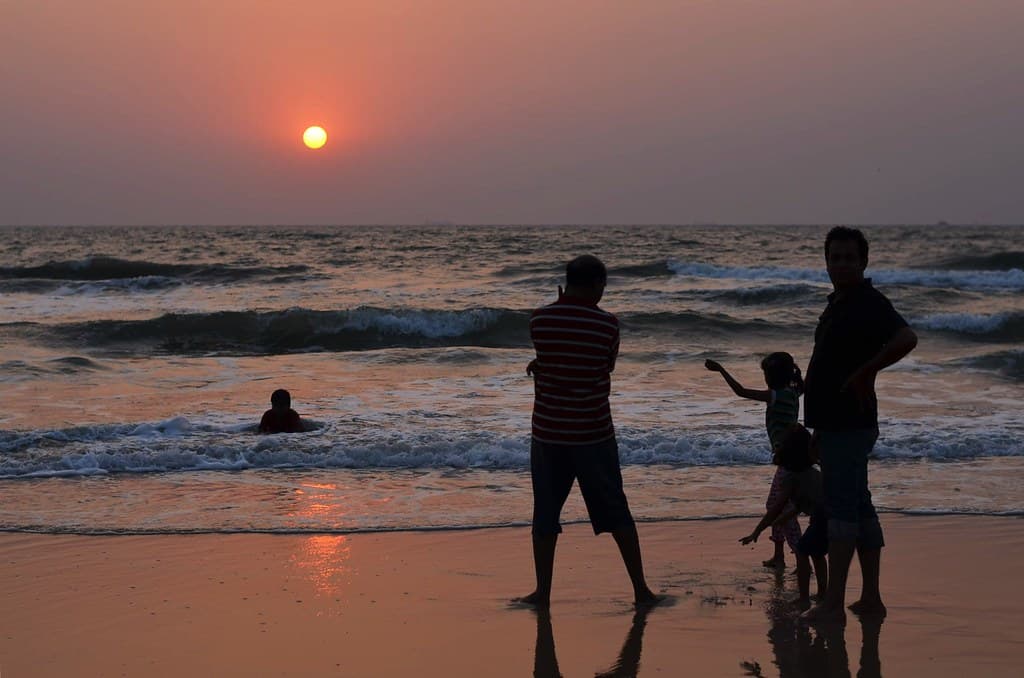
[848, 547, 886, 616]
[611, 525, 662, 607]
[514, 533, 558, 609]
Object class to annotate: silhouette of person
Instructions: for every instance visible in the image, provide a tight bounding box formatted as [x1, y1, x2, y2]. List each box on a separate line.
[258, 388, 303, 434]
[802, 227, 917, 624]
[514, 255, 659, 610]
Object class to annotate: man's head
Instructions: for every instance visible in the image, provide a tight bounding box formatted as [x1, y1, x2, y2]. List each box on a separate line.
[270, 389, 291, 410]
[564, 255, 607, 302]
[824, 226, 868, 290]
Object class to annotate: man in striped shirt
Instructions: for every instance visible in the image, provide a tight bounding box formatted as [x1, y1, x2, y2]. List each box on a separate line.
[514, 255, 659, 610]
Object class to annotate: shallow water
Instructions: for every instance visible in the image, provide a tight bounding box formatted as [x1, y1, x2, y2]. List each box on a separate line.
[1, 225, 1022, 532]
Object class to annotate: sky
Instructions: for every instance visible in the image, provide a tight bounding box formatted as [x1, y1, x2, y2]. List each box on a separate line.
[2, 0, 1023, 226]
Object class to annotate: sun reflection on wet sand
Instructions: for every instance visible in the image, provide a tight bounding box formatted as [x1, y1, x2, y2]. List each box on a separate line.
[291, 535, 353, 597]
[286, 481, 356, 598]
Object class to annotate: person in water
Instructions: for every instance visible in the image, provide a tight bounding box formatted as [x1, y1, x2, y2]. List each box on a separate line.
[258, 389, 303, 434]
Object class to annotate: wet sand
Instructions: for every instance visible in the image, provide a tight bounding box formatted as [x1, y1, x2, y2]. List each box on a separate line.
[1, 515, 1020, 677]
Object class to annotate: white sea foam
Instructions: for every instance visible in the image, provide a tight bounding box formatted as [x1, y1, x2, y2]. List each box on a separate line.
[1, 415, 1019, 478]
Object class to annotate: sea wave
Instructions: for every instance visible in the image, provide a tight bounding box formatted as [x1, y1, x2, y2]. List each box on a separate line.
[1, 417, 1019, 478]
[951, 349, 1024, 381]
[701, 283, 821, 306]
[1, 307, 530, 354]
[915, 312, 1024, 342]
[929, 251, 1024, 271]
[668, 260, 1024, 290]
[0, 256, 310, 285]
[1, 306, 801, 355]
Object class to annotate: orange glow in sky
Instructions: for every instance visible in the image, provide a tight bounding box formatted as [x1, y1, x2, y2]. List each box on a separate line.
[1, 1, 1022, 225]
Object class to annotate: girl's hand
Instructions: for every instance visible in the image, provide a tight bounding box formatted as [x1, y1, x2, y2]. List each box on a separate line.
[705, 359, 723, 373]
[739, 533, 759, 545]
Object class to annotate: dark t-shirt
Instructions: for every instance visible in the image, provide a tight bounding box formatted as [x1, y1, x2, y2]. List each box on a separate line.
[259, 408, 303, 434]
[804, 279, 908, 431]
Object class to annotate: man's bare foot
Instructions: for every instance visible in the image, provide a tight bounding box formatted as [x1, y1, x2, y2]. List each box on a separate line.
[800, 602, 846, 625]
[790, 596, 812, 611]
[762, 557, 785, 569]
[848, 598, 887, 617]
[510, 591, 550, 610]
[634, 589, 666, 609]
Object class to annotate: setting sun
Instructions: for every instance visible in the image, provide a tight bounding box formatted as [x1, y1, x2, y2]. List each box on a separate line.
[302, 126, 327, 150]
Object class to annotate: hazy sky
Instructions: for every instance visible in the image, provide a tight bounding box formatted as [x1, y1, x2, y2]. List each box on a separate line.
[2, 1, 1023, 225]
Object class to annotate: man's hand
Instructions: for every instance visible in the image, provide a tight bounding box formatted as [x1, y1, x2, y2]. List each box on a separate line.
[842, 367, 876, 412]
[809, 430, 821, 464]
[705, 359, 724, 373]
[739, 532, 759, 545]
[527, 359, 539, 377]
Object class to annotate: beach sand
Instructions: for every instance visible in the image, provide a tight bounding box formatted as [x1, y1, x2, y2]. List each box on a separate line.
[1, 515, 1021, 677]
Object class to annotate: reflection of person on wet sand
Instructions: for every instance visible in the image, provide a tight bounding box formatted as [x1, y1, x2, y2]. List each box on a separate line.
[533, 606, 652, 678]
[513, 255, 660, 610]
[743, 588, 883, 678]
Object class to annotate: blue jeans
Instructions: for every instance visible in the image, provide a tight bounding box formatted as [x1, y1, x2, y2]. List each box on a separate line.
[817, 428, 885, 550]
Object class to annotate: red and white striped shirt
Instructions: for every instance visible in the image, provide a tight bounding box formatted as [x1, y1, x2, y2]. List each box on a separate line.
[530, 293, 619, 445]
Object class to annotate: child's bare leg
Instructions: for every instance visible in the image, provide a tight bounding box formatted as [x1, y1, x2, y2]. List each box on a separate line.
[812, 554, 828, 600]
[795, 552, 812, 608]
[802, 538, 854, 623]
[763, 534, 785, 567]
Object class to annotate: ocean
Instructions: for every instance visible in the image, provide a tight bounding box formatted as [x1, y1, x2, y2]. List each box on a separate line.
[1, 225, 1022, 535]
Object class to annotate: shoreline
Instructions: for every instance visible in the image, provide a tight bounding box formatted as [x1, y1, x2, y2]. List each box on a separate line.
[2, 514, 1021, 676]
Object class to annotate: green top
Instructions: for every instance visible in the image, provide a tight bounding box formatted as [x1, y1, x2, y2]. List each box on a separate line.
[765, 387, 800, 448]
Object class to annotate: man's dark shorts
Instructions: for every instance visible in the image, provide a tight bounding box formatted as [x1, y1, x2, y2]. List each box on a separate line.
[531, 437, 635, 536]
[818, 428, 885, 551]
[796, 510, 829, 558]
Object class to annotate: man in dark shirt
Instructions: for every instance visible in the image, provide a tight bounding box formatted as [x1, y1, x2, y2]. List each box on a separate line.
[803, 227, 917, 623]
[259, 389, 303, 434]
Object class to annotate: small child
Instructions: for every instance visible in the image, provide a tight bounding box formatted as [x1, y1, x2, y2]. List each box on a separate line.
[259, 389, 303, 434]
[705, 352, 804, 568]
[739, 423, 828, 607]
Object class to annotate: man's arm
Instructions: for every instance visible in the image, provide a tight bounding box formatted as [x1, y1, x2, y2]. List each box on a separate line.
[844, 326, 918, 406]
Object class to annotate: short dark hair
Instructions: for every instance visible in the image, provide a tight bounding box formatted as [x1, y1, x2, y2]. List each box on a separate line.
[566, 255, 607, 287]
[773, 424, 814, 472]
[824, 226, 869, 263]
[271, 389, 291, 407]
